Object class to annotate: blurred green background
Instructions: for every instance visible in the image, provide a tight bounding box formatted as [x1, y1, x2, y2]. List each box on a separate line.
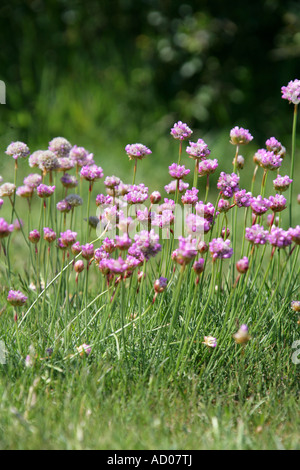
[0, 0, 300, 191]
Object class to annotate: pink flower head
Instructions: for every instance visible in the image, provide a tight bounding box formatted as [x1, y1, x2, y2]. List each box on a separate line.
[37, 184, 55, 198]
[217, 172, 240, 198]
[131, 229, 161, 261]
[125, 143, 152, 160]
[80, 165, 103, 181]
[273, 175, 292, 193]
[245, 224, 268, 245]
[43, 227, 57, 243]
[198, 158, 219, 176]
[59, 230, 77, 247]
[74, 260, 85, 273]
[234, 189, 252, 208]
[28, 229, 40, 244]
[288, 225, 300, 245]
[209, 238, 233, 260]
[265, 137, 283, 154]
[230, 126, 253, 145]
[186, 138, 210, 160]
[7, 290, 27, 306]
[268, 227, 292, 248]
[56, 200, 72, 213]
[170, 121, 193, 141]
[269, 194, 287, 213]
[181, 187, 199, 205]
[0, 218, 14, 238]
[150, 191, 161, 204]
[218, 198, 231, 213]
[69, 145, 94, 167]
[48, 137, 72, 158]
[195, 201, 216, 221]
[193, 258, 205, 275]
[186, 214, 210, 235]
[172, 236, 198, 265]
[16, 185, 34, 198]
[250, 195, 271, 215]
[168, 163, 190, 180]
[164, 180, 189, 194]
[6, 141, 29, 160]
[154, 277, 168, 293]
[23, 173, 42, 189]
[115, 233, 132, 251]
[259, 149, 282, 170]
[104, 176, 121, 189]
[60, 173, 78, 189]
[281, 79, 300, 105]
[81, 243, 94, 260]
[236, 256, 249, 274]
[96, 194, 113, 207]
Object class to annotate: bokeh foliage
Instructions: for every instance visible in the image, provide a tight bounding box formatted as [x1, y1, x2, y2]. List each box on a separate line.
[0, 0, 300, 186]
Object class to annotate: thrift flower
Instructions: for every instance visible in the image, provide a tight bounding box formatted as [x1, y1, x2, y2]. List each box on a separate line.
[209, 238, 233, 260]
[168, 163, 190, 180]
[236, 257, 249, 274]
[267, 227, 292, 248]
[7, 290, 27, 306]
[170, 121, 193, 140]
[48, 137, 72, 158]
[269, 194, 287, 212]
[281, 79, 300, 105]
[28, 229, 40, 244]
[36, 184, 55, 198]
[273, 175, 292, 193]
[245, 224, 268, 245]
[198, 158, 219, 176]
[43, 227, 57, 243]
[186, 138, 210, 160]
[230, 126, 253, 145]
[0, 218, 14, 238]
[6, 141, 29, 160]
[202, 336, 217, 348]
[0, 183, 16, 198]
[288, 226, 300, 245]
[125, 143, 152, 160]
[217, 172, 240, 198]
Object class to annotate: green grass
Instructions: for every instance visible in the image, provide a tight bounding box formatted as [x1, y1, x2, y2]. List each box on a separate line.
[0, 103, 299, 450]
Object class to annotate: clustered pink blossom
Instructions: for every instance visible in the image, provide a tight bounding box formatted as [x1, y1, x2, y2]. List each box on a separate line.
[7, 290, 27, 306]
[186, 138, 210, 159]
[250, 195, 271, 215]
[281, 79, 300, 105]
[230, 126, 253, 145]
[217, 172, 240, 198]
[267, 227, 292, 248]
[245, 224, 269, 245]
[273, 175, 292, 192]
[6, 141, 30, 160]
[168, 163, 190, 180]
[165, 180, 189, 194]
[170, 121, 193, 141]
[209, 238, 233, 260]
[125, 143, 152, 160]
[198, 158, 219, 176]
[0, 218, 14, 238]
